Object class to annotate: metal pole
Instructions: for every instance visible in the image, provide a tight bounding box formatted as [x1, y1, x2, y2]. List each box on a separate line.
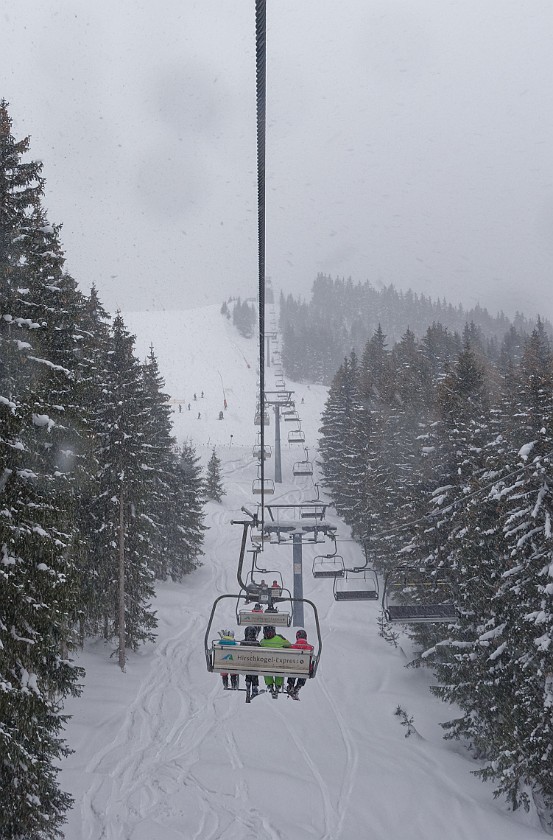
[292, 532, 304, 627]
[274, 404, 282, 484]
[266, 333, 271, 367]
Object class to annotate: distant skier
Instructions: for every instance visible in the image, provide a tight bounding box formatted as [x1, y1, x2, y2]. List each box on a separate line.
[218, 410, 224, 420]
[259, 626, 291, 697]
[197, 412, 201, 419]
[286, 630, 314, 699]
[179, 403, 182, 413]
[194, 392, 197, 400]
[188, 403, 191, 410]
[201, 391, 204, 398]
[219, 630, 238, 690]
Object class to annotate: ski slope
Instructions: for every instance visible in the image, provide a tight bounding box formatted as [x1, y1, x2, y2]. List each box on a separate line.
[59, 304, 545, 839]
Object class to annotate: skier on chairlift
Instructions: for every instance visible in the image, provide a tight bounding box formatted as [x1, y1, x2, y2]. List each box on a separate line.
[240, 626, 260, 697]
[286, 629, 313, 700]
[219, 629, 239, 690]
[270, 579, 282, 597]
[259, 625, 291, 697]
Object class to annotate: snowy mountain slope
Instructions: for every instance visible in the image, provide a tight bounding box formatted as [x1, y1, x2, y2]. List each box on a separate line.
[58, 304, 545, 839]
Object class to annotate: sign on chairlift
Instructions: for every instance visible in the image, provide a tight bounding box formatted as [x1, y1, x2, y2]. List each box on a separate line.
[238, 610, 291, 627]
[212, 643, 312, 677]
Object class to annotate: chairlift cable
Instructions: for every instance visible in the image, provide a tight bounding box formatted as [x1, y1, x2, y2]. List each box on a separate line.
[256, 0, 267, 535]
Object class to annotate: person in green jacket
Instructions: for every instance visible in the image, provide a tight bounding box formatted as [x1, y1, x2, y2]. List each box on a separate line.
[259, 625, 291, 696]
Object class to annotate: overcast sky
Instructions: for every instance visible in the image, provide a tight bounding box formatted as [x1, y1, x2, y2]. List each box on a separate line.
[1, 0, 552, 320]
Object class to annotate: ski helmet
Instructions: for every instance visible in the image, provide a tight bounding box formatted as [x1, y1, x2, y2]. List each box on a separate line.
[245, 626, 258, 641]
[296, 629, 307, 640]
[263, 626, 276, 638]
[219, 629, 234, 639]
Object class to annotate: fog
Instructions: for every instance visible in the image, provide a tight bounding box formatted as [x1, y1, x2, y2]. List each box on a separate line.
[1, 0, 552, 319]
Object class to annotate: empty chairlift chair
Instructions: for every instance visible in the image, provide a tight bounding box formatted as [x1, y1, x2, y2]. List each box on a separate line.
[333, 569, 379, 601]
[252, 476, 275, 495]
[283, 410, 299, 422]
[312, 552, 345, 579]
[293, 458, 313, 477]
[288, 429, 306, 444]
[252, 442, 272, 460]
[382, 568, 457, 624]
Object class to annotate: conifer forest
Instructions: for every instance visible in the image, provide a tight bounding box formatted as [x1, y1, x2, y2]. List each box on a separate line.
[0, 102, 205, 838]
[314, 313, 553, 814]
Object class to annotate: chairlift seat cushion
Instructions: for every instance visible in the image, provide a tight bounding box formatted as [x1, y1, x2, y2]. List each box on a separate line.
[334, 590, 379, 601]
[386, 604, 457, 623]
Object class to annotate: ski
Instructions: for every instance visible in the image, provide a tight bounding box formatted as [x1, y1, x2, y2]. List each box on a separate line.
[245, 689, 266, 703]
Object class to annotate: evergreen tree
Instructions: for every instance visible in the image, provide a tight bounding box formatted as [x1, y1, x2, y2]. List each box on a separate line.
[169, 440, 206, 579]
[206, 448, 225, 502]
[232, 298, 256, 338]
[90, 314, 157, 660]
[0, 99, 82, 839]
[140, 345, 177, 579]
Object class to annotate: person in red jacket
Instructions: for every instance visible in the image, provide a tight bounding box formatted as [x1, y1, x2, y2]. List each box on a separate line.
[286, 629, 314, 699]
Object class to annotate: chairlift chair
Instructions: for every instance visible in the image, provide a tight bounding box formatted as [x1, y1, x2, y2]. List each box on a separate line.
[254, 411, 270, 426]
[293, 459, 314, 477]
[283, 410, 300, 422]
[243, 570, 286, 602]
[205, 593, 322, 683]
[312, 553, 345, 579]
[288, 429, 306, 444]
[252, 443, 272, 460]
[252, 478, 275, 495]
[333, 569, 379, 601]
[382, 568, 457, 624]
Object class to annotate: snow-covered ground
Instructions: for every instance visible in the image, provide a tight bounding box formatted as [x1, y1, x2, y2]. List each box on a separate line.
[59, 304, 545, 839]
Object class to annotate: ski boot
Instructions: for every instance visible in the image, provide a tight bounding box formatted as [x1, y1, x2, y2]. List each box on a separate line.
[231, 675, 239, 690]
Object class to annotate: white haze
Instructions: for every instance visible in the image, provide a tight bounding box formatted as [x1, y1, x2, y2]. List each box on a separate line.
[1, 0, 552, 319]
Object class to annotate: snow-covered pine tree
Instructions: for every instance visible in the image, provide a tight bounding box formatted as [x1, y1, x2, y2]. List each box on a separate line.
[90, 314, 157, 663]
[369, 329, 434, 569]
[206, 447, 225, 502]
[232, 298, 256, 339]
[70, 285, 115, 641]
[0, 99, 83, 839]
[140, 345, 178, 580]
[169, 440, 206, 579]
[318, 356, 353, 515]
[468, 324, 553, 813]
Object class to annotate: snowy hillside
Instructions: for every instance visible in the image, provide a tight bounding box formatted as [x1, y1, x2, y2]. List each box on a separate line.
[58, 304, 545, 840]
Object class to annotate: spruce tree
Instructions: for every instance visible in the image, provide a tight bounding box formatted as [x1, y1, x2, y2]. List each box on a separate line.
[90, 314, 157, 661]
[170, 440, 206, 579]
[206, 447, 225, 502]
[0, 99, 83, 839]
